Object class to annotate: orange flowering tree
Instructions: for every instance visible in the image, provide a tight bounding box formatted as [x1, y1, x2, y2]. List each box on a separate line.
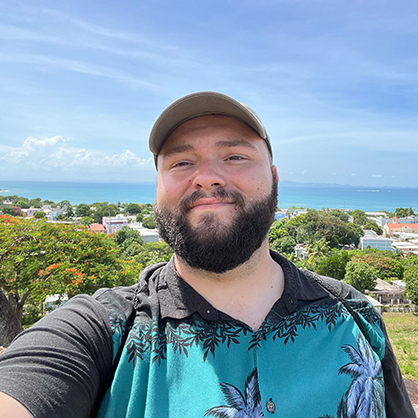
[0, 215, 142, 346]
[350, 249, 404, 280]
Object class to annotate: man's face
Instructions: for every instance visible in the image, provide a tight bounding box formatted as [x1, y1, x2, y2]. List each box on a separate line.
[154, 115, 278, 273]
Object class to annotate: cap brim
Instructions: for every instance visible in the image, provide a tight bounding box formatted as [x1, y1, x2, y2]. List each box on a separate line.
[149, 91, 270, 157]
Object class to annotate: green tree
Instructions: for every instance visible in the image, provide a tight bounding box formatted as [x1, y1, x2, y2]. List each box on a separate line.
[16, 200, 30, 209]
[80, 216, 94, 227]
[75, 203, 92, 218]
[344, 261, 378, 293]
[114, 227, 145, 258]
[329, 209, 349, 222]
[124, 203, 142, 215]
[136, 213, 144, 223]
[92, 202, 120, 223]
[404, 265, 418, 310]
[351, 249, 403, 280]
[270, 235, 296, 254]
[268, 221, 290, 243]
[316, 250, 351, 281]
[0, 215, 141, 346]
[30, 198, 42, 207]
[142, 214, 156, 229]
[282, 210, 363, 249]
[351, 209, 368, 226]
[2, 206, 19, 216]
[65, 205, 74, 218]
[306, 237, 330, 264]
[34, 211, 46, 219]
[395, 208, 407, 218]
[133, 241, 173, 268]
[363, 221, 383, 236]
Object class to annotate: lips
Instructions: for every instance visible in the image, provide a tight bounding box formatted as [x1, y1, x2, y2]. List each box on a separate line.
[180, 188, 245, 213]
[189, 198, 234, 211]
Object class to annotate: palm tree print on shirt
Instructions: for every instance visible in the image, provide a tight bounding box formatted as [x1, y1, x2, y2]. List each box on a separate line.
[338, 334, 384, 418]
[205, 369, 264, 417]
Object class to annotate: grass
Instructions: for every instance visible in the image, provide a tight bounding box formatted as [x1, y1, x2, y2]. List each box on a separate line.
[382, 312, 418, 380]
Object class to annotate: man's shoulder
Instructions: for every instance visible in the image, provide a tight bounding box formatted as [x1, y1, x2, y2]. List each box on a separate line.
[303, 271, 365, 301]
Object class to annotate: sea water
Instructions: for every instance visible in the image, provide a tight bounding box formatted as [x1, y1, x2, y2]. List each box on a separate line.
[0, 180, 417, 212]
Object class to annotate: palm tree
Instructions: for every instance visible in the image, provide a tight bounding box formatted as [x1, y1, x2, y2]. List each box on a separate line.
[338, 335, 384, 418]
[306, 237, 330, 264]
[205, 369, 264, 417]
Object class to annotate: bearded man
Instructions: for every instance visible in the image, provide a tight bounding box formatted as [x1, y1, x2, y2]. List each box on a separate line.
[0, 92, 414, 418]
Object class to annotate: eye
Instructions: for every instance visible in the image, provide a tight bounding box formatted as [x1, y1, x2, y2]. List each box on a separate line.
[226, 155, 246, 161]
[171, 160, 192, 168]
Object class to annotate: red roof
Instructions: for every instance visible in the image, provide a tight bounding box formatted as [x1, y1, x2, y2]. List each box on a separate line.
[385, 223, 418, 230]
[90, 223, 105, 232]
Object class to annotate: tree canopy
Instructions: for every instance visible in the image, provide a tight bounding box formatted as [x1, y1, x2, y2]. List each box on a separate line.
[344, 261, 378, 293]
[0, 215, 142, 346]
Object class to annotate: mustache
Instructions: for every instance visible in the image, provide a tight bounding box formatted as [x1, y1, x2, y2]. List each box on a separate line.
[179, 188, 246, 213]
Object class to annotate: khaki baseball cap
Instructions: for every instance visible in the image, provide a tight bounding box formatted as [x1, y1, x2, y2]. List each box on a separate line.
[149, 91, 272, 162]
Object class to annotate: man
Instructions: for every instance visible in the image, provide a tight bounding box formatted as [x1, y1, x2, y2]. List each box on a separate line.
[0, 92, 414, 417]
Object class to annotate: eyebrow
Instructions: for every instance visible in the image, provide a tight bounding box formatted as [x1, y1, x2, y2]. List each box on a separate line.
[161, 138, 258, 160]
[160, 144, 195, 160]
[214, 139, 258, 151]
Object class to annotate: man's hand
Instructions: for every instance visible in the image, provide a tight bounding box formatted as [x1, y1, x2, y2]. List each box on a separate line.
[0, 392, 34, 418]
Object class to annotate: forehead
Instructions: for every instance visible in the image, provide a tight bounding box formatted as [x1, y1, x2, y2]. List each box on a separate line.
[158, 114, 264, 154]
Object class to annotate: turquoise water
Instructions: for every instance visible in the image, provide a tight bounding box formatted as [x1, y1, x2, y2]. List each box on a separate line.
[0, 180, 417, 212]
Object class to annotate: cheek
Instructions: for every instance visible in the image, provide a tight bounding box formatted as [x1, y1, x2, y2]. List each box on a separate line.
[156, 175, 188, 206]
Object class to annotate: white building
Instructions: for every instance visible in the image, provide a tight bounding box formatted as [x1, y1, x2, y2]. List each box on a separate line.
[128, 222, 160, 243]
[360, 230, 394, 252]
[102, 214, 129, 234]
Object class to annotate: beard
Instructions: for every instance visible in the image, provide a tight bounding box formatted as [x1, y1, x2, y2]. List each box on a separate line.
[154, 174, 278, 273]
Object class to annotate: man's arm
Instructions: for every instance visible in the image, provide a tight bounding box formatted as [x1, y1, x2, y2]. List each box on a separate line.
[0, 294, 116, 418]
[0, 392, 34, 418]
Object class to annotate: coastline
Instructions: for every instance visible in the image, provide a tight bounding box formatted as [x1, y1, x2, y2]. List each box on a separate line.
[1, 180, 417, 212]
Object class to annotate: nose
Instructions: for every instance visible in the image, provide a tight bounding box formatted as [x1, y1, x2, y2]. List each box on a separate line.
[191, 160, 226, 190]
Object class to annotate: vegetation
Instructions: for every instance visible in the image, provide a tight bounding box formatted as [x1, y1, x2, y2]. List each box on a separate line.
[404, 254, 418, 308]
[0, 215, 142, 346]
[344, 261, 378, 293]
[382, 312, 418, 379]
[268, 207, 418, 296]
[269, 209, 364, 250]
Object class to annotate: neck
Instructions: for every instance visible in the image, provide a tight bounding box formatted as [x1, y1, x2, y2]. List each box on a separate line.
[174, 241, 285, 331]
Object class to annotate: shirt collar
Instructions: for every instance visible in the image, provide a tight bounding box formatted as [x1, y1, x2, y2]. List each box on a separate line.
[137, 251, 328, 321]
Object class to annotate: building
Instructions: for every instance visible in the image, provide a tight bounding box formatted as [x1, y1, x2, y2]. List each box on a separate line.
[294, 244, 309, 259]
[128, 222, 160, 243]
[384, 222, 418, 237]
[391, 241, 418, 255]
[363, 295, 383, 314]
[368, 278, 410, 306]
[89, 223, 105, 233]
[274, 212, 286, 221]
[44, 294, 68, 313]
[360, 230, 394, 252]
[102, 215, 128, 234]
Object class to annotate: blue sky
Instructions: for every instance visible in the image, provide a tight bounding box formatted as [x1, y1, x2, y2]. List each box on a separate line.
[0, 0, 417, 187]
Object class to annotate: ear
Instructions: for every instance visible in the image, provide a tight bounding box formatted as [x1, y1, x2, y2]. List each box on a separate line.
[272, 165, 279, 183]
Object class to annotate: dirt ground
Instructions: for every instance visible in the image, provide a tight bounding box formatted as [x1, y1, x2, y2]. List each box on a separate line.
[404, 378, 418, 416]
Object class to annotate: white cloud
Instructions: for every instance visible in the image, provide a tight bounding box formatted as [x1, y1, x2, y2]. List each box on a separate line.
[371, 174, 382, 178]
[0, 136, 154, 179]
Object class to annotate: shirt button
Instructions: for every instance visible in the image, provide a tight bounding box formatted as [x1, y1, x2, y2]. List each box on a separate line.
[266, 398, 275, 413]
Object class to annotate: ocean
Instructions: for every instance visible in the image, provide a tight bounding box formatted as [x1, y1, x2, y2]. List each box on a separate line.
[0, 180, 417, 212]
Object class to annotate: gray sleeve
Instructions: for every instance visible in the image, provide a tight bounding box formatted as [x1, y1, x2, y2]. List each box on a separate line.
[0, 294, 116, 418]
